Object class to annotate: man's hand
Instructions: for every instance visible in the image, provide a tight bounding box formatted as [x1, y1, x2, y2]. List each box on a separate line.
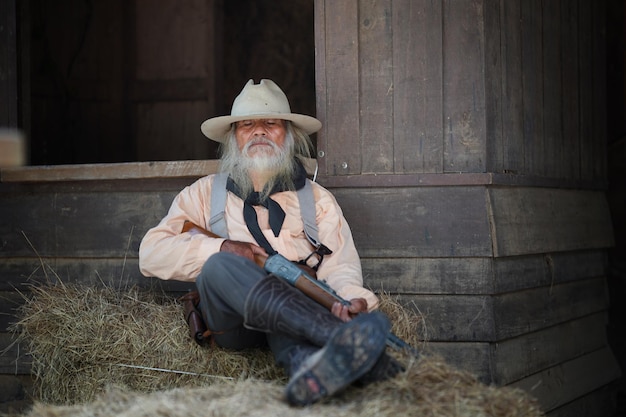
[220, 240, 267, 263]
[331, 298, 368, 322]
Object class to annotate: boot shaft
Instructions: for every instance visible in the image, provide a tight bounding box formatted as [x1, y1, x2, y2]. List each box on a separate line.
[243, 274, 343, 346]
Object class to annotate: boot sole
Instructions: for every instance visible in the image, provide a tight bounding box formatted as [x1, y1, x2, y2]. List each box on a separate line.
[285, 311, 390, 406]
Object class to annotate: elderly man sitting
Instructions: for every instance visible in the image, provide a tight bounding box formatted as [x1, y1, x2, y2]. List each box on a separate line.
[139, 79, 400, 406]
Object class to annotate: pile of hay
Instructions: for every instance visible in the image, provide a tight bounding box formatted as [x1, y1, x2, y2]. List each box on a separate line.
[11, 282, 281, 404]
[10, 282, 544, 417]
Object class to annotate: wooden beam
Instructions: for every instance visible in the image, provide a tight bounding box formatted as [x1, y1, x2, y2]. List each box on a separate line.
[509, 347, 621, 413]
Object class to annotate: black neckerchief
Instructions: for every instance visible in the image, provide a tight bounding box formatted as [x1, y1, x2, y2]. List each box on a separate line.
[226, 160, 307, 255]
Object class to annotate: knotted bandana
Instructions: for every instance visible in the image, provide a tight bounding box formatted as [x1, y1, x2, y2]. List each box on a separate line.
[226, 160, 308, 254]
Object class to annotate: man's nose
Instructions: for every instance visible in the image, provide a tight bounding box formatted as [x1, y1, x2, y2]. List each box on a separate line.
[251, 121, 267, 135]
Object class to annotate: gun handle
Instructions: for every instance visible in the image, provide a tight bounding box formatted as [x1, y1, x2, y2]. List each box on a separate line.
[182, 220, 221, 238]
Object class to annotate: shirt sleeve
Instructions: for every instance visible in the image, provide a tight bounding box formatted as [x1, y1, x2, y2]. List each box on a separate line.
[138, 176, 225, 281]
[311, 184, 380, 311]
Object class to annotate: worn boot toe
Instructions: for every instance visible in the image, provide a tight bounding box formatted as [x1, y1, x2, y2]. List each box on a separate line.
[285, 311, 390, 406]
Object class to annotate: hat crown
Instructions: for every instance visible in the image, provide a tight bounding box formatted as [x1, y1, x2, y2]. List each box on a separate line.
[231, 79, 291, 117]
[200, 78, 321, 142]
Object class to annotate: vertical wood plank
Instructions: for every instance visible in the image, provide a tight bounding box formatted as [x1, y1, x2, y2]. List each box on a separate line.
[521, 0, 544, 177]
[578, 0, 593, 181]
[499, 0, 525, 174]
[442, 0, 487, 173]
[359, 0, 394, 174]
[133, 0, 215, 161]
[136, 102, 211, 161]
[542, 0, 562, 178]
[392, 0, 443, 173]
[204, 0, 222, 138]
[483, 0, 503, 173]
[314, 0, 328, 173]
[135, 0, 211, 80]
[592, 0, 607, 181]
[319, 0, 360, 176]
[561, 0, 580, 181]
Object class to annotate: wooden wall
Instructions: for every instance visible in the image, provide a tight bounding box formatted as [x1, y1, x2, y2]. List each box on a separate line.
[313, 1, 618, 416]
[0, 169, 618, 416]
[315, 0, 606, 181]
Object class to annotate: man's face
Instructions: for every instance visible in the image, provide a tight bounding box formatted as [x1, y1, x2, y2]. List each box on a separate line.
[235, 119, 287, 158]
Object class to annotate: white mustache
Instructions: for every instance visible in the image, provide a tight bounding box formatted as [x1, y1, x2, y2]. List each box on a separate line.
[243, 137, 280, 154]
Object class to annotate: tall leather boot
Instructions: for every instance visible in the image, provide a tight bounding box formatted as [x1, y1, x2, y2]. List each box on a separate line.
[244, 275, 390, 405]
[270, 334, 404, 389]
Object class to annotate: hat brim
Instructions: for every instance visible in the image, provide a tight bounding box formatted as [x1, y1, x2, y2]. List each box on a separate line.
[201, 113, 322, 143]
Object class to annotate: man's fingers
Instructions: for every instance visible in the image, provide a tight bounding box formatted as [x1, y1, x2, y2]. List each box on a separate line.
[250, 245, 268, 257]
[348, 298, 368, 315]
[331, 302, 351, 322]
[221, 240, 264, 262]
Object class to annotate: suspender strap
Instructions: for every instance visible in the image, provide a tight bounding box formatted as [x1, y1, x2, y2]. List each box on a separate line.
[209, 173, 229, 238]
[297, 179, 322, 249]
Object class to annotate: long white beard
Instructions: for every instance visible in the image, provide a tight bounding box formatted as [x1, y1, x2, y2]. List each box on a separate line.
[240, 137, 286, 174]
[221, 135, 297, 200]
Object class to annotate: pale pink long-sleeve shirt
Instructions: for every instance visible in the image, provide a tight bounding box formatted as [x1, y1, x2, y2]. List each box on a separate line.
[139, 175, 379, 310]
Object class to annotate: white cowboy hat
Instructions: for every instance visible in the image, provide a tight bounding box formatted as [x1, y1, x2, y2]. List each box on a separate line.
[200, 79, 322, 142]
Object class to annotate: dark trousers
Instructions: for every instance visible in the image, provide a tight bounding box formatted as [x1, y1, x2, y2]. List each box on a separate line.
[196, 252, 265, 349]
[195, 252, 311, 368]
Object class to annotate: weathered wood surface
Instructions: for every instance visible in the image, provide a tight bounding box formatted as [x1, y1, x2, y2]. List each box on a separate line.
[130, 0, 218, 162]
[362, 250, 608, 296]
[422, 313, 614, 388]
[316, 0, 360, 176]
[547, 386, 618, 417]
[335, 186, 613, 260]
[392, 0, 443, 174]
[0, 191, 173, 258]
[0, 159, 318, 183]
[358, 0, 393, 174]
[135, 102, 213, 162]
[334, 186, 493, 258]
[315, 0, 606, 181]
[0, 169, 618, 414]
[491, 313, 612, 385]
[395, 277, 609, 342]
[0, 160, 220, 182]
[0, 258, 190, 294]
[488, 187, 614, 256]
[363, 257, 495, 295]
[0, 333, 29, 375]
[492, 278, 609, 340]
[0, 250, 608, 300]
[510, 347, 621, 413]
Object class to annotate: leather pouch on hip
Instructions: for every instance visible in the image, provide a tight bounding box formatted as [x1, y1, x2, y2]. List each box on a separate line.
[179, 291, 211, 346]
